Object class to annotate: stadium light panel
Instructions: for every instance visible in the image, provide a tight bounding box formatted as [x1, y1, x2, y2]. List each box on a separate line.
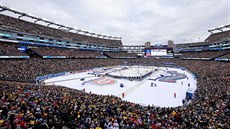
[73, 27, 77, 30]
[9, 7, 16, 11]
[27, 13, 33, 17]
[43, 18, 48, 21]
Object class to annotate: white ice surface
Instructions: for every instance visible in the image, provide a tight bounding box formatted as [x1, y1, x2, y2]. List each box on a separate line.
[44, 66, 197, 107]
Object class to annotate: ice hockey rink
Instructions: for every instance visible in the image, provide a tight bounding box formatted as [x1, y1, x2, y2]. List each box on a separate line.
[44, 66, 197, 107]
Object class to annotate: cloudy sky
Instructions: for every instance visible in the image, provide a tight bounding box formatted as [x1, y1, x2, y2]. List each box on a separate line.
[0, 0, 229, 45]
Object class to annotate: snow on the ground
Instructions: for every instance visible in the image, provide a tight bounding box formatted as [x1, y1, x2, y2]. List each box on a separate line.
[44, 66, 197, 107]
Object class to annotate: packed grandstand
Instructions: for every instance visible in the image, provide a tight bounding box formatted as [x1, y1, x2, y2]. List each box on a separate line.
[0, 5, 229, 129]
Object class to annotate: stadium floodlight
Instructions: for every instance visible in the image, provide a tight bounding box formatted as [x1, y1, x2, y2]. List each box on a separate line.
[54, 22, 60, 26]
[27, 13, 35, 18]
[42, 18, 49, 22]
[73, 27, 79, 30]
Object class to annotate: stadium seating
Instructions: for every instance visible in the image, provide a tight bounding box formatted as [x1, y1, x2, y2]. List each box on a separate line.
[205, 30, 230, 43]
[0, 42, 27, 56]
[0, 8, 229, 129]
[0, 58, 229, 128]
[179, 50, 230, 59]
[218, 53, 230, 58]
[105, 51, 138, 58]
[31, 47, 104, 58]
[0, 14, 122, 47]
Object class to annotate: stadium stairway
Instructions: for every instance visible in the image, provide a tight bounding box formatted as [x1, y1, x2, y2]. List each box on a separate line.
[27, 48, 42, 58]
[214, 52, 230, 59]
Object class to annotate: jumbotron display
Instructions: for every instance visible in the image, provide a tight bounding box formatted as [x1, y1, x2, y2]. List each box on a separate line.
[145, 49, 167, 56]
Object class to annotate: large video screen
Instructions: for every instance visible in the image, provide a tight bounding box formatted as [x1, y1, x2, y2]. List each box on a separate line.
[145, 49, 167, 56]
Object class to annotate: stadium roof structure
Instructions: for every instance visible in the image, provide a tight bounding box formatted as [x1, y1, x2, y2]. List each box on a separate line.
[0, 5, 122, 40]
[208, 24, 230, 33]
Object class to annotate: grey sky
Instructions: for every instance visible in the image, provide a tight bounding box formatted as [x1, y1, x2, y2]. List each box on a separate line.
[0, 0, 229, 45]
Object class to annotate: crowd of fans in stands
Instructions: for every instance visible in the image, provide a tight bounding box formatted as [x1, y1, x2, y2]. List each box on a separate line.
[0, 14, 122, 47]
[0, 42, 27, 56]
[0, 7, 229, 129]
[219, 53, 230, 59]
[105, 52, 137, 58]
[0, 58, 124, 81]
[32, 47, 138, 59]
[31, 47, 104, 58]
[0, 58, 229, 129]
[180, 50, 230, 59]
[205, 30, 230, 43]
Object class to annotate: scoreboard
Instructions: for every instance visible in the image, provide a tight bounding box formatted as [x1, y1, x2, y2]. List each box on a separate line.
[145, 49, 167, 56]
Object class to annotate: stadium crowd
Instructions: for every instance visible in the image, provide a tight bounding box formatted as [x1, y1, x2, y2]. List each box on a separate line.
[0, 42, 27, 56]
[105, 52, 137, 58]
[0, 14, 122, 47]
[218, 53, 230, 59]
[205, 30, 230, 43]
[0, 11, 229, 129]
[31, 47, 104, 58]
[180, 50, 230, 59]
[0, 58, 123, 81]
[0, 57, 229, 129]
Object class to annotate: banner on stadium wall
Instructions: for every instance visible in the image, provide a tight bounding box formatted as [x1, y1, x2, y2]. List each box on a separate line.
[42, 56, 67, 58]
[17, 46, 27, 52]
[215, 58, 230, 61]
[180, 58, 211, 60]
[0, 38, 19, 43]
[96, 56, 107, 58]
[0, 56, 29, 58]
[36, 72, 70, 81]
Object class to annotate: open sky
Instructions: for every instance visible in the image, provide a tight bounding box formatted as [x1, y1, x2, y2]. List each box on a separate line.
[0, 0, 229, 45]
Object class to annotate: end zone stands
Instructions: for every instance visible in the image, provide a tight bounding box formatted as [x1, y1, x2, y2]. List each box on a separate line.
[179, 50, 230, 60]
[175, 24, 230, 53]
[206, 30, 230, 43]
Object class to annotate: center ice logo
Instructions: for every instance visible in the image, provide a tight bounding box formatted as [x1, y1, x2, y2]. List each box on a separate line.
[90, 77, 117, 85]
